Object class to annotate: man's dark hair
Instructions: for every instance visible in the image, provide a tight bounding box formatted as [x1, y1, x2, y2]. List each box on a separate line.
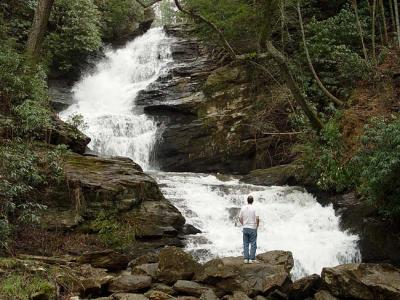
[247, 195, 254, 204]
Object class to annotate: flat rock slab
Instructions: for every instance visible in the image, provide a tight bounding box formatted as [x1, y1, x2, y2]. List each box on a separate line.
[195, 252, 293, 297]
[133, 263, 160, 278]
[145, 290, 176, 299]
[173, 280, 211, 296]
[113, 294, 150, 300]
[322, 263, 400, 300]
[108, 275, 152, 293]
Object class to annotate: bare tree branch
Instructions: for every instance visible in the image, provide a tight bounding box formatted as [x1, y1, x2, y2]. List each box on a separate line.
[297, 2, 344, 107]
[136, 0, 162, 8]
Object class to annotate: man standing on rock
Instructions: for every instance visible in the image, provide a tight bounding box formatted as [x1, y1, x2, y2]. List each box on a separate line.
[239, 195, 260, 264]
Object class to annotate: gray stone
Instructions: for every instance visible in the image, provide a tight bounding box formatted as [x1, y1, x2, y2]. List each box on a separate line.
[321, 263, 400, 300]
[78, 250, 129, 271]
[313, 290, 338, 300]
[108, 275, 152, 293]
[173, 280, 210, 296]
[144, 290, 176, 300]
[157, 247, 201, 284]
[150, 283, 176, 295]
[113, 294, 149, 300]
[132, 263, 159, 278]
[199, 290, 219, 300]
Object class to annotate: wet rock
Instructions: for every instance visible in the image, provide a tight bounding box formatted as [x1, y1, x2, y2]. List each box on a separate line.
[132, 263, 159, 278]
[288, 274, 321, 300]
[199, 290, 219, 300]
[321, 263, 400, 299]
[108, 274, 152, 293]
[113, 294, 149, 300]
[157, 247, 201, 284]
[145, 290, 176, 300]
[195, 252, 293, 297]
[313, 290, 338, 300]
[173, 280, 211, 296]
[77, 250, 129, 271]
[240, 165, 297, 186]
[182, 224, 202, 235]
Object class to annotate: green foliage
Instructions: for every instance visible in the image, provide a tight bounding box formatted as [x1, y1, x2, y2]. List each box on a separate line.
[89, 211, 135, 251]
[0, 142, 67, 251]
[0, 273, 56, 300]
[45, 0, 102, 72]
[302, 7, 371, 99]
[0, 43, 48, 107]
[296, 116, 355, 192]
[184, 0, 262, 51]
[94, 0, 143, 41]
[353, 118, 400, 217]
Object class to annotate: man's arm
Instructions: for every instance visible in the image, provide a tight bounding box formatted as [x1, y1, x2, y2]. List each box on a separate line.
[256, 216, 260, 229]
[239, 209, 243, 225]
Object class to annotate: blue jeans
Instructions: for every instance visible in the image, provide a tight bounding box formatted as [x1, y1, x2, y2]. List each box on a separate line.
[243, 228, 257, 260]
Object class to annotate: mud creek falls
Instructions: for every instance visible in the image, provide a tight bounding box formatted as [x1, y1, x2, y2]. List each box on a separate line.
[60, 27, 361, 279]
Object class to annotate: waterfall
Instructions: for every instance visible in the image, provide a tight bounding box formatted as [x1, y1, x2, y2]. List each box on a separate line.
[60, 27, 173, 169]
[59, 27, 361, 279]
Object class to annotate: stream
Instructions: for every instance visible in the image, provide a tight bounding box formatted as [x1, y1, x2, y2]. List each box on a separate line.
[59, 27, 361, 279]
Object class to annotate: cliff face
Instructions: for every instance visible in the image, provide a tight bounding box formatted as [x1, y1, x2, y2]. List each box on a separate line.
[137, 25, 295, 174]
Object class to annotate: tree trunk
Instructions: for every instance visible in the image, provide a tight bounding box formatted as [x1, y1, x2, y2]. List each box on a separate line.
[379, 0, 389, 45]
[265, 40, 323, 132]
[394, 0, 400, 47]
[372, 0, 377, 65]
[353, 0, 369, 61]
[26, 0, 55, 59]
[297, 2, 343, 106]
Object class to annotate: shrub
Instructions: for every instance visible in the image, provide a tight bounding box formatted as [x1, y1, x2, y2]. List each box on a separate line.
[0, 43, 48, 108]
[45, 0, 102, 73]
[353, 118, 400, 217]
[94, 0, 143, 41]
[302, 6, 371, 100]
[296, 116, 356, 192]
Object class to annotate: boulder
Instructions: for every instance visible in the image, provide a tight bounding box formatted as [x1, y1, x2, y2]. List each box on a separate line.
[256, 251, 294, 273]
[199, 290, 219, 300]
[182, 224, 202, 235]
[113, 294, 149, 300]
[288, 274, 321, 300]
[195, 251, 293, 297]
[176, 297, 198, 300]
[157, 247, 201, 284]
[321, 263, 400, 299]
[77, 250, 129, 271]
[313, 290, 338, 300]
[129, 253, 159, 268]
[132, 263, 159, 278]
[173, 280, 211, 296]
[150, 283, 176, 296]
[108, 274, 152, 293]
[50, 114, 90, 154]
[240, 165, 297, 186]
[145, 290, 176, 300]
[222, 291, 251, 300]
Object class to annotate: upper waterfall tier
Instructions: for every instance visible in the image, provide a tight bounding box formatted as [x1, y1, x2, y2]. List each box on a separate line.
[60, 27, 173, 170]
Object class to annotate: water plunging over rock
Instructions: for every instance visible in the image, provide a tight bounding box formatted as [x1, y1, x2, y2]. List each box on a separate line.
[57, 26, 361, 281]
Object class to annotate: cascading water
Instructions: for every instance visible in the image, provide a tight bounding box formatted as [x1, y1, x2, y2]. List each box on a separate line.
[60, 27, 361, 279]
[60, 28, 173, 169]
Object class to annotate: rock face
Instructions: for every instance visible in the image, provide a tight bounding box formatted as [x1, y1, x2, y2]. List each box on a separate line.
[40, 152, 185, 258]
[194, 251, 293, 297]
[321, 263, 400, 300]
[240, 165, 297, 186]
[137, 25, 295, 174]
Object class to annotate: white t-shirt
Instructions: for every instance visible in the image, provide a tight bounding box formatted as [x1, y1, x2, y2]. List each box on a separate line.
[239, 204, 259, 229]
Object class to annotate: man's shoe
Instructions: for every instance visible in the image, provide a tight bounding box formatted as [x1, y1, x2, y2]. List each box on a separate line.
[249, 260, 260, 264]
[244, 259, 249, 264]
